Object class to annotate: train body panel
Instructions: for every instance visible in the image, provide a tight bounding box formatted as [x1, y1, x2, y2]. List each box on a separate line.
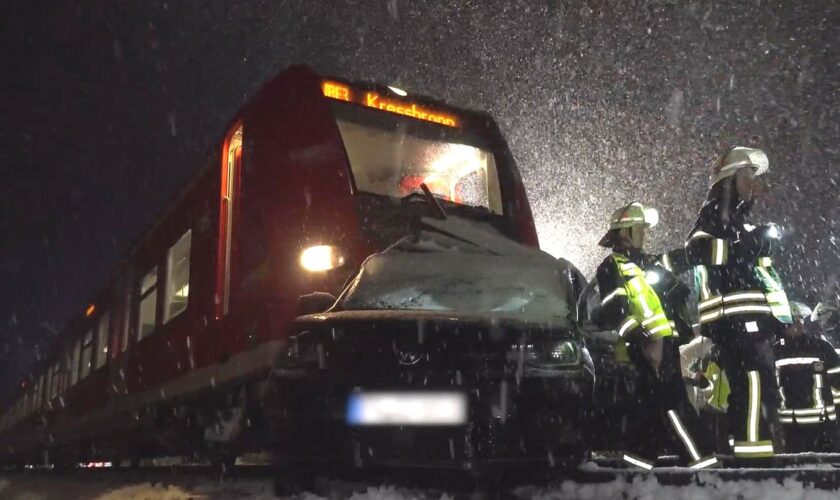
[0, 66, 538, 465]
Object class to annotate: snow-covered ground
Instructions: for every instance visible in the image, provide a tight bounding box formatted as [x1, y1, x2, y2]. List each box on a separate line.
[1, 472, 838, 500]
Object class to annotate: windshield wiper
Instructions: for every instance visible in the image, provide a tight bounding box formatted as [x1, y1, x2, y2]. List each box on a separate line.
[419, 183, 447, 220]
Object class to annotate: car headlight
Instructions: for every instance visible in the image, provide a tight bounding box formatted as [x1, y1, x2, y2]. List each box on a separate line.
[548, 341, 580, 366]
[300, 245, 345, 272]
[508, 341, 581, 366]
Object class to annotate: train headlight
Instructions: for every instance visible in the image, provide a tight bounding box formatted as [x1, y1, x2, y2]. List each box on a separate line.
[300, 245, 345, 272]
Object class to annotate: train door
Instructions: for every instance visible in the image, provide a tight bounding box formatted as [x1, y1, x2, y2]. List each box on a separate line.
[215, 123, 243, 320]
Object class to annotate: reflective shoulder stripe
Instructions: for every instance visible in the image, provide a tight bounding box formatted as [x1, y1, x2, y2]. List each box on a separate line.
[755, 266, 782, 290]
[688, 230, 713, 241]
[619, 263, 643, 277]
[775, 357, 822, 367]
[601, 288, 627, 305]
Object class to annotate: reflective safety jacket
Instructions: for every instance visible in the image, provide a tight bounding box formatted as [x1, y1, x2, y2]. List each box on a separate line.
[775, 331, 840, 425]
[685, 199, 792, 337]
[596, 250, 675, 344]
[704, 360, 731, 413]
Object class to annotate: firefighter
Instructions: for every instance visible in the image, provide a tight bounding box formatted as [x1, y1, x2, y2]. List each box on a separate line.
[685, 146, 792, 466]
[596, 202, 717, 469]
[813, 300, 840, 409]
[775, 302, 840, 452]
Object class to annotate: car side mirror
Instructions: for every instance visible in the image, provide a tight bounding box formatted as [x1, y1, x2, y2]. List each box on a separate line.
[296, 292, 337, 316]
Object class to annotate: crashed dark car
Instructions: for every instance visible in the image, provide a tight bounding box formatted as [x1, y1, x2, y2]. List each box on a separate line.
[264, 219, 595, 483]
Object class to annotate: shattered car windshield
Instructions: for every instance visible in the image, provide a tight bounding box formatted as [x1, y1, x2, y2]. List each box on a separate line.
[336, 222, 575, 324]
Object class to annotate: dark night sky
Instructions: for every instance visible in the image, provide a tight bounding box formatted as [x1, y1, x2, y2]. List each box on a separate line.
[1, 0, 839, 402]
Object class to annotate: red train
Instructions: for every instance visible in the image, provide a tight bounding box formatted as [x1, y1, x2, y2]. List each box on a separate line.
[0, 65, 539, 467]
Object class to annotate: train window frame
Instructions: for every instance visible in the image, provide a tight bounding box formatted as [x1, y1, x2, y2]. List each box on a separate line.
[120, 287, 131, 353]
[137, 266, 159, 341]
[50, 361, 61, 399]
[36, 374, 44, 409]
[95, 311, 110, 369]
[69, 338, 81, 386]
[164, 229, 192, 323]
[79, 330, 94, 379]
[63, 349, 73, 392]
[45, 366, 53, 403]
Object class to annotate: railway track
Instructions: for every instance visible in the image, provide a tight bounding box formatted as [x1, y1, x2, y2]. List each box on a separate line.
[3, 454, 840, 499]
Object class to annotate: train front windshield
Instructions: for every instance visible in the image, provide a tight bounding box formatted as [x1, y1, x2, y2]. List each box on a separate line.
[330, 101, 504, 216]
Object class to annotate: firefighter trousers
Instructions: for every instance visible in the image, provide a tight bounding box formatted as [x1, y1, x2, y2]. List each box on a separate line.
[623, 337, 717, 469]
[716, 319, 782, 464]
[783, 423, 839, 453]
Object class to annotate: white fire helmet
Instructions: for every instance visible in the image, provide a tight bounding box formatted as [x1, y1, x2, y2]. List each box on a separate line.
[710, 146, 769, 187]
[598, 202, 659, 247]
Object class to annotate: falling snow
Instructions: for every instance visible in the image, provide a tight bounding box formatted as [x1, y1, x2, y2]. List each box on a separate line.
[0, 1, 839, 496]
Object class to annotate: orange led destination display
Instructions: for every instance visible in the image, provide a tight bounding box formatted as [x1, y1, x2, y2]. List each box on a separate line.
[322, 80, 458, 127]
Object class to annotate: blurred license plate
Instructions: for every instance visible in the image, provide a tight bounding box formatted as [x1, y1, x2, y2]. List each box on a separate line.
[346, 391, 467, 426]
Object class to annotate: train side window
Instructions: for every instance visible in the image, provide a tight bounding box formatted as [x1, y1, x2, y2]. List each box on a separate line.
[165, 230, 192, 323]
[137, 266, 159, 340]
[70, 339, 81, 386]
[95, 312, 110, 369]
[79, 330, 94, 379]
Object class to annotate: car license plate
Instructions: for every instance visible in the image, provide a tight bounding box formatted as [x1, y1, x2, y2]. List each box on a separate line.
[346, 391, 467, 426]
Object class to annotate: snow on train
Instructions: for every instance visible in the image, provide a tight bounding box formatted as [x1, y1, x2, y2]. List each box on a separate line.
[0, 65, 560, 469]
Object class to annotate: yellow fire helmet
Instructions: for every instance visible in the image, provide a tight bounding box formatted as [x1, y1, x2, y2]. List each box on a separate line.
[598, 202, 659, 247]
[710, 146, 769, 187]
